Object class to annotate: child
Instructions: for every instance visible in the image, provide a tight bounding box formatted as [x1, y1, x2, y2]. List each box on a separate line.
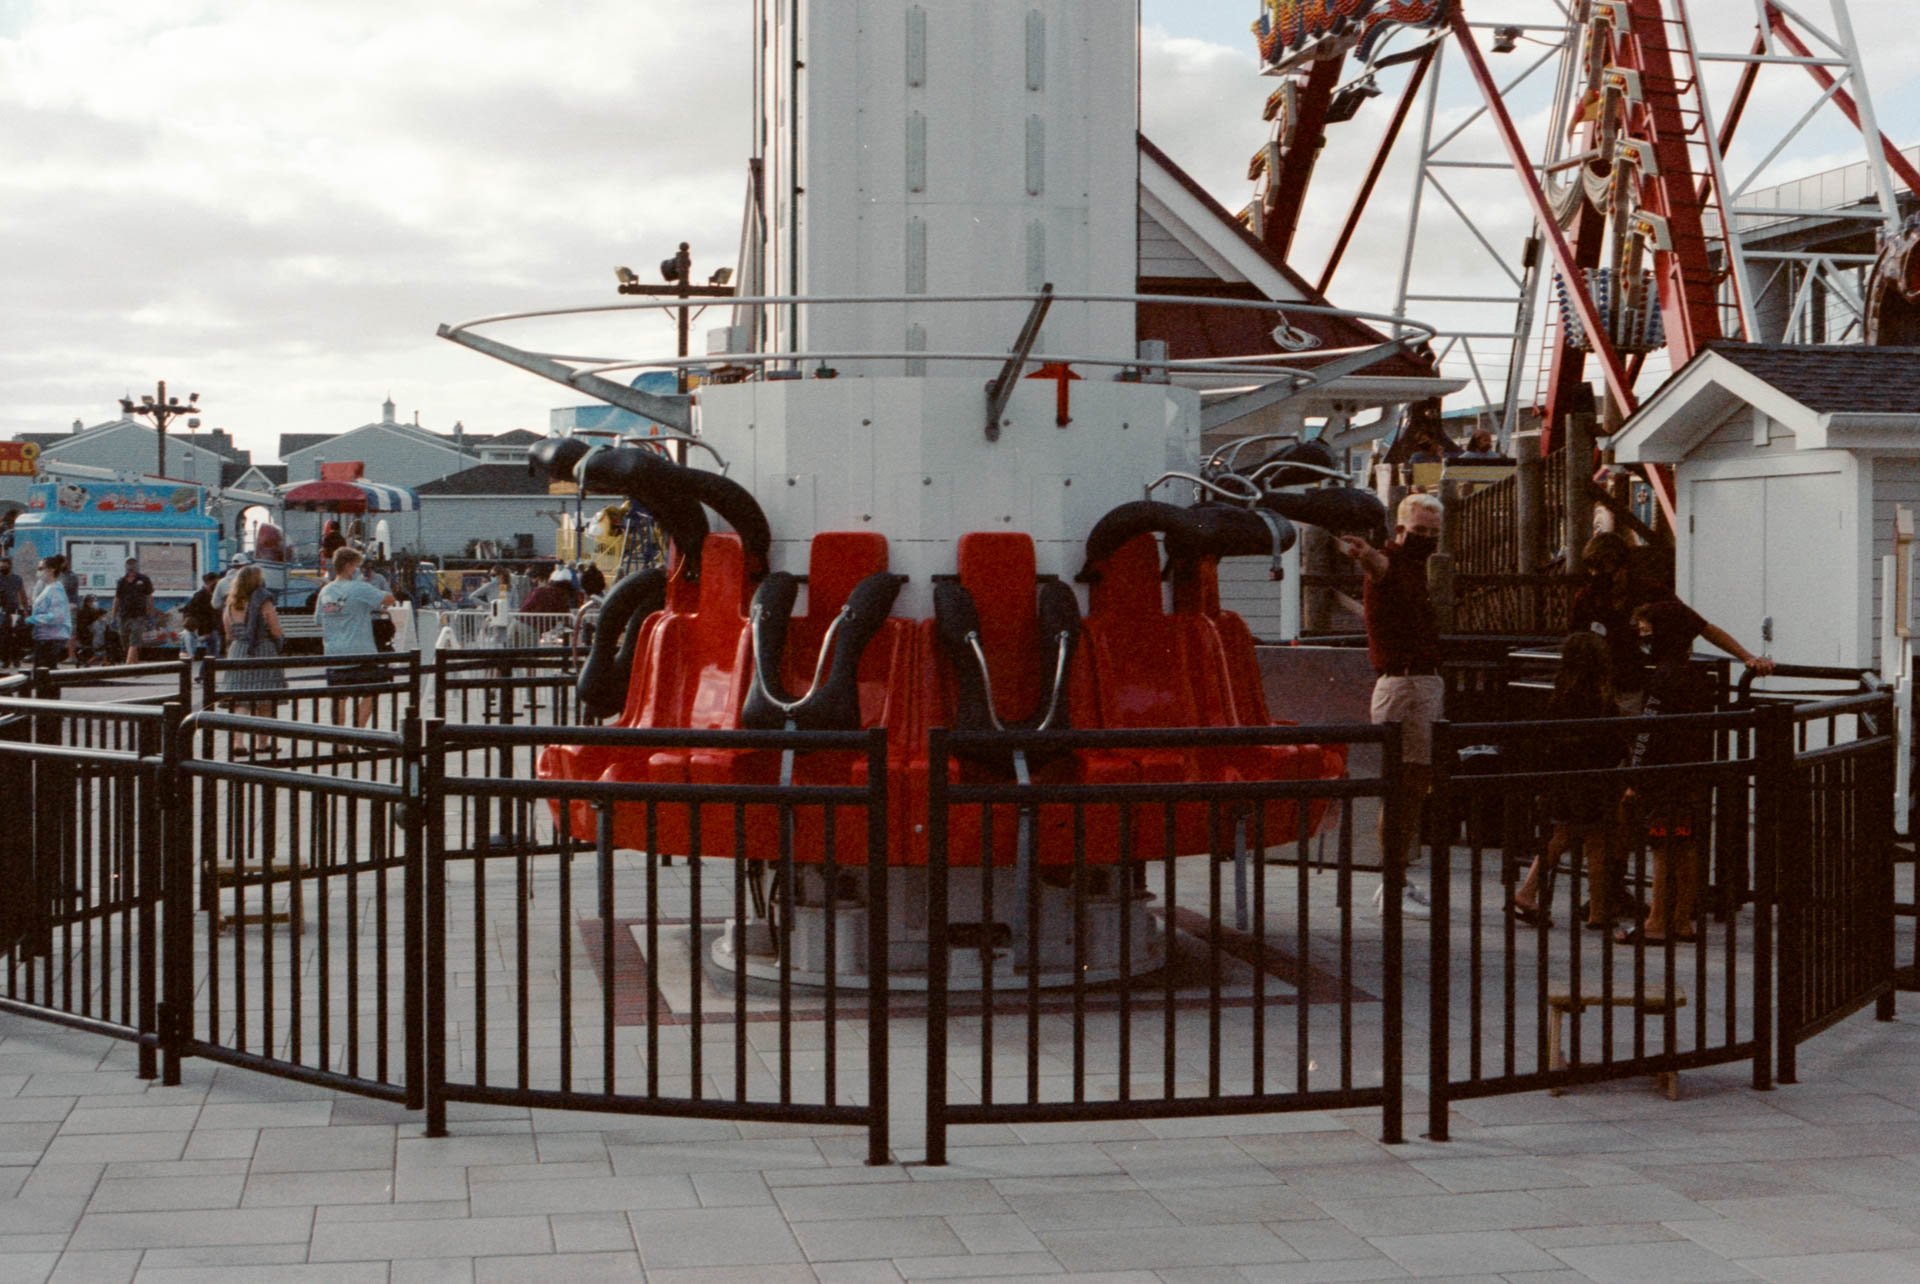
[1616, 598, 1721, 945]
[73, 596, 106, 666]
[1510, 632, 1627, 929]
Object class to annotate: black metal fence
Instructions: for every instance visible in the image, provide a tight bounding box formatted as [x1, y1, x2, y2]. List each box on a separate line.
[174, 703, 421, 1102]
[1424, 707, 1776, 1138]
[924, 724, 1403, 1163]
[0, 653, 1904, 1160]
[423, 723, 892, 1163]
[1777, 692, 1899, 1080]
[0, 689, 173, 1081]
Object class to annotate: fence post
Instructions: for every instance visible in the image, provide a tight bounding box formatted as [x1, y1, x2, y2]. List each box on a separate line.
[422, 717, 449, 1137]
[1379, 723, 1405, 1145]
[28, 668, 60, 963]
[1514, 431, 1544, 632]
[1753, 706, 1789, 1092]
[159, 701, 193, 1086]
[864, 727, 891, 1166]
[1563, 412, 1596, 566]
[924, 728, 950, 1167]
[1767, 705, 1801, 1086]
[402, 714, 427, 1110]
[1424, 721, 1453, 1142]
[134, 713, 162, 1082]
[1875, 703, 1899, 1022]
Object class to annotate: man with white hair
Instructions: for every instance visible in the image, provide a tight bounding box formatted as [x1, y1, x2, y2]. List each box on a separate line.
[1337, 492, 1446, 920]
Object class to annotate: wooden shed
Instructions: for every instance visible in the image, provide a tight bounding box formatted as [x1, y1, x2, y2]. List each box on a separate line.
[1613, 343, 1920, 671]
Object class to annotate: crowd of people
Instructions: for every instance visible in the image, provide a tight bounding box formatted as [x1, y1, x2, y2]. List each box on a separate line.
[1341, 501, 1775, 943]
[1, 546, 613, 674]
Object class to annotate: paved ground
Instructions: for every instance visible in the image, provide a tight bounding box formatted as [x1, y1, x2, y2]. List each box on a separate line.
[3, 978, 1918, 1282]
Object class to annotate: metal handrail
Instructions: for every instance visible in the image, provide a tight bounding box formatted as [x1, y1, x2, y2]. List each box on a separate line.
[439, 290, 1438, 394]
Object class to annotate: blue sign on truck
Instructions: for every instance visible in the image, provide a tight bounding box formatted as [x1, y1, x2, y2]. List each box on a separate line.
[9, 479, 221, 608]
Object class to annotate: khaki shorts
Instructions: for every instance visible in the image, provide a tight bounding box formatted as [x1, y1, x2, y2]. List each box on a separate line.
[1370, 674, 1446, 765]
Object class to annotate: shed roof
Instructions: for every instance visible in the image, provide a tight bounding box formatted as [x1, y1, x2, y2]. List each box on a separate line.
[1704, 343, 1920, 414]
[1615, 342, 1920, 463]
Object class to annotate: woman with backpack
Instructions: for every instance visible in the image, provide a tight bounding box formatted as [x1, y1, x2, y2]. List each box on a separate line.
[220, 565, 288, 755]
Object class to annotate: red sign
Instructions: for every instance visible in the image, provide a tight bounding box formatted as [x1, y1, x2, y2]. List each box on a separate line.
[1253, 0, 1445, 72]
[0, 441, 40, 477]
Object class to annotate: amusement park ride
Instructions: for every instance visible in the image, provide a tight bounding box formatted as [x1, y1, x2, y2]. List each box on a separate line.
[1244, 0, 1919, 523]
[434, 0, 1916, 988]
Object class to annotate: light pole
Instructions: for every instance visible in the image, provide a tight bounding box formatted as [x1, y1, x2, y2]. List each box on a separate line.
[614, 244, 735, 395]
[119, 381, 200, 479]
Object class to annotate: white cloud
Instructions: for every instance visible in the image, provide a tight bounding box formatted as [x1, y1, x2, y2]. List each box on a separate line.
[2, 0, 1915, 459]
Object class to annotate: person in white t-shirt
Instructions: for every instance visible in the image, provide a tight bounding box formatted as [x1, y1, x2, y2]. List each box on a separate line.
[316, 547, 395, 727]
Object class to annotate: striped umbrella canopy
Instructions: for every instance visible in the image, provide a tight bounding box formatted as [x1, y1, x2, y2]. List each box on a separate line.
[280, 479, 370, 512]
[353, 480, 420, 512]
[278, 479, 421, 512]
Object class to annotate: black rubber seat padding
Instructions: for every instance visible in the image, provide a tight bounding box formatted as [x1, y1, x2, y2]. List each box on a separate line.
[1257, 438, 1338, 489]
[1258, 487, 1387, 537]
[740, 571, 905, 731]
[932, 579, 1080, 735]
[574, 568, 667, 719]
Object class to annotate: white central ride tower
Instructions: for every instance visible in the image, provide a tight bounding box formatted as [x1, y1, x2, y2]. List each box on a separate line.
[698, 0, 1197, 611]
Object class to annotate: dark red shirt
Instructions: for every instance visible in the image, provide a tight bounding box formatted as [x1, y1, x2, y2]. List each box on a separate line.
[1363, 543, 1441, 674]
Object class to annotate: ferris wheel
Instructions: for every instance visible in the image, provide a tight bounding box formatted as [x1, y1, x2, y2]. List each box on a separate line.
[1245, 0, 1916, 526]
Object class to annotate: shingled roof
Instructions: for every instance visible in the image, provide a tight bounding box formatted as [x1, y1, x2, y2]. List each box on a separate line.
[1705, 343, 1920, 414]
[414, 464, 552, 497]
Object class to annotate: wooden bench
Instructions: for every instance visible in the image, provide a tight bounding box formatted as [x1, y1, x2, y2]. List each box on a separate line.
[1546, 985, 1688, 1100]
[210, 862, 301, 933]
[276, 614, 324, 656]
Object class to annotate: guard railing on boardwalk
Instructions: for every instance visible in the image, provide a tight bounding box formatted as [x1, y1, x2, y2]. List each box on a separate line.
[1776, 690, 1899, 1081]
[0, 686, 175, 1081]
[422, 722, 892, 1164]
[1424, 706, 1773, 1139]
[924, 724, 1403, 1164]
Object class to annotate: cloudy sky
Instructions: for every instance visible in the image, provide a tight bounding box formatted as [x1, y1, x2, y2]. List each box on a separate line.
[2, 0, 1914, 460]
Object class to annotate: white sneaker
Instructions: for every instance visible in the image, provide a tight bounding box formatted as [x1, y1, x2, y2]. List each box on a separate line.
[1372, 880, 1433, 921]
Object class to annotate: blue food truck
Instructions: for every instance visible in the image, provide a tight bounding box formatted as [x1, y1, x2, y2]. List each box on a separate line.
[9, 474, 221, 612]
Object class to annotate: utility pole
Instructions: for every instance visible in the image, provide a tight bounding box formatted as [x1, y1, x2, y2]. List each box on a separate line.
[614, 244, 735, 395]
[119, 381, 200, 479]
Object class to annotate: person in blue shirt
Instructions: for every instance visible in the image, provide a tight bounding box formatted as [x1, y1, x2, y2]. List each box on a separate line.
[316, 546, 395, 727]
[24, 557, 72, 670]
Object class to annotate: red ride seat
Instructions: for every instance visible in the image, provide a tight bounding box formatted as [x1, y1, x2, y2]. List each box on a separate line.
[1169, 555, 1348, 844]
[596, 534, 753, 855]
[908, 532, 1130, 868]
[687, 532, 916, 865]
[538, 554, 687, 831]
[1081, 534, 1315, 856]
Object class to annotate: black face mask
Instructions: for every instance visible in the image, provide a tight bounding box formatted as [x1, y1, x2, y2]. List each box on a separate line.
[1401, 532, 1439, 561]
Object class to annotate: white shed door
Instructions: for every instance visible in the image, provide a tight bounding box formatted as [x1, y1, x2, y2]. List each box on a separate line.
[1687, 469, 1853, 667]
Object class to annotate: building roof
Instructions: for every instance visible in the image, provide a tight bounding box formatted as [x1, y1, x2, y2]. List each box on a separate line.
[1615, 342, 1920, 464]
[276, 423, 542, 463]
[1703, 343, 1920, 414]
[222, 462, 287, 488]
[1134, 134, 1437, 383]
[277, 433, 333, 458]
[414, 463, 551, 497]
